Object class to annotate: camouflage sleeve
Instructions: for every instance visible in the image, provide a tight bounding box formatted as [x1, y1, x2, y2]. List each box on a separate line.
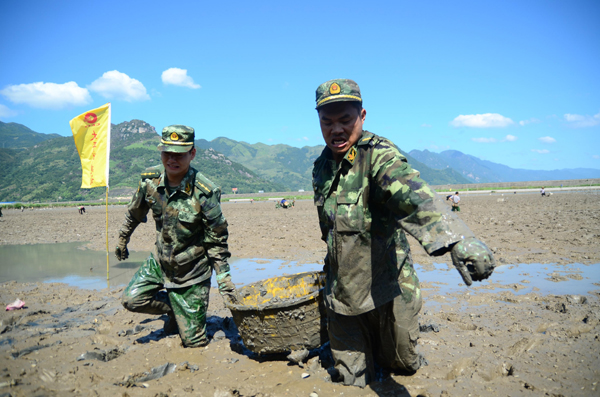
[371, 142, 475, 256]
[120, 180, 150, 239]
[199, 188, 232, 284]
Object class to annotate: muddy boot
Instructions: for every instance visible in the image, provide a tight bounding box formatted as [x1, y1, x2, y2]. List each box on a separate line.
[163, 312, 178, 336]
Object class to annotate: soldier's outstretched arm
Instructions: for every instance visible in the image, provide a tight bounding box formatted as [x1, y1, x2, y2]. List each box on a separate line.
[371, 142, 494, 284]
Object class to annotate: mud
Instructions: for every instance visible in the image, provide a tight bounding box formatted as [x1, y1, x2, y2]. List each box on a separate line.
[0, 192, 599, 396]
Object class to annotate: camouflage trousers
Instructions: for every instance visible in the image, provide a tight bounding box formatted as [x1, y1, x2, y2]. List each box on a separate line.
[326, 262, 423, 387]
[121, 253, 211, 347]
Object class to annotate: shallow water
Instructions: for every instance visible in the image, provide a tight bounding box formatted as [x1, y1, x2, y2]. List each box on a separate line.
[417, 262, 600, 296]
[0, 243, 598, 296]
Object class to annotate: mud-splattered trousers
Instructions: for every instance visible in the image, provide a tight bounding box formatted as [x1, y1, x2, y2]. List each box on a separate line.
[120, 166, 234, 347]
[313, 131, 475, 386]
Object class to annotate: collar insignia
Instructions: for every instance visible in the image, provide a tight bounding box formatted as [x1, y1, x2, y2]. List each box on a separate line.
[185, 183, 191, 194]
[347, 147, 356, 164]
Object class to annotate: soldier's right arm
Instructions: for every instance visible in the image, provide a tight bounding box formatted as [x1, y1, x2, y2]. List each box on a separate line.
[115, 179, 150, 260]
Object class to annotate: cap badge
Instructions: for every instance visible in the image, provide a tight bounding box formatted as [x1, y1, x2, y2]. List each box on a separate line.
[170, 132, 179, 141]
[329, 83, 341, 95]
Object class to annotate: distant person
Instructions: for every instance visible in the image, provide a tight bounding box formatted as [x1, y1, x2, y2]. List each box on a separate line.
[541, 187, 546, 197]
[115, 125, 236, 348]
[21, 206, 24, 212]
[0, 206, 3, 218]
[78, 206, 86, 215]
[279, 198, 292, 208]
[312, 79, 495, 387]
[451, 191, 461, 211]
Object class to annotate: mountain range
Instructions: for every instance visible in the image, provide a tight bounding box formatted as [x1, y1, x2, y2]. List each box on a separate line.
[195, 137, 471, 190]
[0, 120, 284, 202]
[409, 149, 600, 183]
[1, 119, 598, 203]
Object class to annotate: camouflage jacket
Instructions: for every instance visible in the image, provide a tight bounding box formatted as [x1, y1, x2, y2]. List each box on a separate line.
[313, 131, 474, 315]
[121, 166, 231, 288]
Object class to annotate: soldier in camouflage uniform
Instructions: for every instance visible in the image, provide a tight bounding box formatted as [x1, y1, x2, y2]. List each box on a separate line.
[115, 125, 236, 348]
[313, 79, 495, 387]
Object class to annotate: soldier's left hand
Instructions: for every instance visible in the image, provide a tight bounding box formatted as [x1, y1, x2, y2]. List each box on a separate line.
[218, 279, 238, 305]
[451, 237, 495, 286]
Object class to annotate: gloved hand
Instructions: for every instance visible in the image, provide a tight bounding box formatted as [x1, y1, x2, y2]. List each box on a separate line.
[114, 237, 129, 261]
[218, 277, 238, 305]
[451, 237, 495, 286]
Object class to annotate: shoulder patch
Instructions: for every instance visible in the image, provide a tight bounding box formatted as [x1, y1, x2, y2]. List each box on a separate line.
[141, 165, 163, 180]
[195, 173, 217, 195]
[358, 131, 376, 146]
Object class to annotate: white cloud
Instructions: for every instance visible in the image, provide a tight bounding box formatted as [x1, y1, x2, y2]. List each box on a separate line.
[0, 104, 18, 118]
[531, 149, 550, 154]
[421, 123, 432, 128]
[563, 111, 600, 128]
[472, 137, 497, 143]
[161, 68, 201, 89]
[504, 134, 517, 141]
[88, 70, 150, 101]
[593, 155, 600, 159]
[538, 136, 556, 144]
[0, 81, 91, 109]
[519, 118, 541, 126]
[451, 113, 514, 128]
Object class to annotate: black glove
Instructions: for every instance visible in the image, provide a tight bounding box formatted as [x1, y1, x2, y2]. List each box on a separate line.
[451, 238, 495, 286]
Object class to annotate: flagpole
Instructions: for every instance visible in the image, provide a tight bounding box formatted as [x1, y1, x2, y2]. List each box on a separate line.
[106, 103, 111, 287]
[106, 187, 109, 286]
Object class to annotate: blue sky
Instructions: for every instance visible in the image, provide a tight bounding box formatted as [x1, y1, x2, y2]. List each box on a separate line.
[1, 0, 599, 171]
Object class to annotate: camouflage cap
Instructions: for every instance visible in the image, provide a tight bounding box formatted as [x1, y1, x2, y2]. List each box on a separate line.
[315, 79, 362, 109]
[157, 125, 195, 153]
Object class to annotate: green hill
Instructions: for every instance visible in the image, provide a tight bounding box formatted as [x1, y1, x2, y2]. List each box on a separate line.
[196, 137, 321, 191]
[0, 120, 285, 203]
[196, 136, 470, 190]
[0, 121, 61, 149]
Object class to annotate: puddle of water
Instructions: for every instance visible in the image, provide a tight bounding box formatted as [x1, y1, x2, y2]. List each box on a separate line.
[416, 262, 600, 296]
[0, 242, 152, 290]
[0, 243, 323, 291]
[0, 243, 598, 296]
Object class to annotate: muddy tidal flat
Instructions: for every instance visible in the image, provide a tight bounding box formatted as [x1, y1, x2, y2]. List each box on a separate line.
[1, 192, 599, 396]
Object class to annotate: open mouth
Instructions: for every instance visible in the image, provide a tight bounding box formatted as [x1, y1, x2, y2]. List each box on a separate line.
[331, 138, 347, 148]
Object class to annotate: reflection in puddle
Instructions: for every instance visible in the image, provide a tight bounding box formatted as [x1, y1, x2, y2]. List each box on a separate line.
[0, 243, 598, 296]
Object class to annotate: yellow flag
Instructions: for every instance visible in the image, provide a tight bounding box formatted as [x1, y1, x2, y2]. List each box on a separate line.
[70, 103, 111, 188]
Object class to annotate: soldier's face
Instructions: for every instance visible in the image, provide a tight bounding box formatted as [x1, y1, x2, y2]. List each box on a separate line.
[318, 102, 366, 162]
[161, 147, 196, 182]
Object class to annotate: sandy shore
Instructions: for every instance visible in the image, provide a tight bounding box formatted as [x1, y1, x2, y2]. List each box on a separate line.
[0, 192, 599, 396]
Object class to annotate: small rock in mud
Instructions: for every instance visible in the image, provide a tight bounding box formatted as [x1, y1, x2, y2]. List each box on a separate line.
[117, 324, 146, 337]
[566, 295, 587, 305]
[307, 356, 321, 371]
[287, 348, 309, 365]
[420, 322, 440, 333]
[77, 347, 125, 362]
[546, 303, 568, 313]
[213, 330, 226, 341]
